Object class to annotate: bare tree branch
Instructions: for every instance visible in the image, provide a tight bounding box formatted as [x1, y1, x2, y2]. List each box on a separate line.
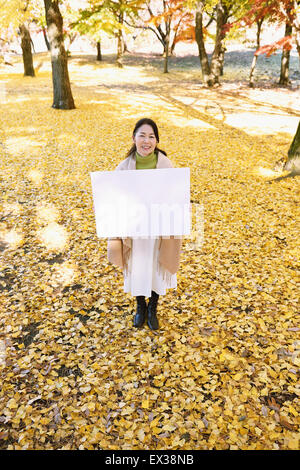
[123, 18, 165, 46]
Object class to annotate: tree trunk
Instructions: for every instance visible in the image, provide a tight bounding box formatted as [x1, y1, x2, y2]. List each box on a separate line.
[170, 38, 176, 56]
[279, 23, 292, 85]
[163, 42, 169, 73]
[65, 33, 76, 57]
[44, 0, 75, 109]
[296, 34, 300, 64]
[116, 31, 123, 68]
[219, 45, 226, 75]
[195, 1, 213, 86]
[292, 0, 300, 65]
[122, 32, 128, 53]
[42, 26, 51, 51]
[283, 120, 300, 172]
[210, 1, 228, 85]
[163, 19, 171, 73]
[116, 14, 123, 68]
[249, 18, 263, 87]
[96, 41, 102, 61]
[19, 23, 35, 77]
[170, 18, 182, 56]
[249, 54, 258, 88]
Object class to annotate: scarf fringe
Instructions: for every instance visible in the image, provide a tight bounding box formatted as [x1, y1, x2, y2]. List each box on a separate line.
[123, 246, 131, 277]
[157, 261, 173, 285]
[123, 246, 173, 284]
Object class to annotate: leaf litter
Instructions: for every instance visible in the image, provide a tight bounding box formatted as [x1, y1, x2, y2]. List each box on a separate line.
[0, 60, 299, 450]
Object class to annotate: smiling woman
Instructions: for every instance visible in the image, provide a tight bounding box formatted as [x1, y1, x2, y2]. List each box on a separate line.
[125, 118, 167, 160]
[107, 118, 182, 331]
[133, 124, 157, 157]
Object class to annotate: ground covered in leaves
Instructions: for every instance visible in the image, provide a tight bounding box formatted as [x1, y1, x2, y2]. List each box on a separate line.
[0, 52, 299, 450]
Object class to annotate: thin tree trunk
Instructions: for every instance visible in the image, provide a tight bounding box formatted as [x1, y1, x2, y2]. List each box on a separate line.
[170, 38, 176, 56]
[122, 32, 128, 53]
[44, 0, 75, 109]
[65, 33, 76, 56]
[249, 18, 263, 87]
[116, 30, 123, 67]
[163, 19, 171, 73]
[296, 34, 300, 64]
[42, 25, 51, 51]
[219, 45, 226, 75]
[279, 23, 292, 85]
[170, 17, 182, 56]
[195, 1, 213, 86]
[163, 42, 169, 73]
[292, 0, 300, 65]
[249, 54, 258, 88]
[19, 23, 35, 77]
[96, 41, 102, 61]
[116, 13, 123, 68]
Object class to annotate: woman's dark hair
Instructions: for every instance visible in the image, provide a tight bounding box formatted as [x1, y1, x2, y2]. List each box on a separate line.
[126, 118, 167, 157]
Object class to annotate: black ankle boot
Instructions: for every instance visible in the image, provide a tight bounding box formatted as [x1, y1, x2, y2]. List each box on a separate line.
[133, 296, 147, 327]
[147, 291, 159, 330]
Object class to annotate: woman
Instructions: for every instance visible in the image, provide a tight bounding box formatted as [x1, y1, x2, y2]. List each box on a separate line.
[107, 118, 182, 330]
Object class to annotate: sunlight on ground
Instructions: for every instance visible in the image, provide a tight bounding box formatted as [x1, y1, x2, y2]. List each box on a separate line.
[112, 91, 219, 131]
[51, 261, 77, 289]
[6, 136, 44, 155]
[0, 340, 5, 366]
[170, 89, 300, 137]
[7, 126, 42, 134]
[169, 115, 216, 130]
[254, 166, 286, 178]
[36, 202, 61, 224]
[27, 169, 44, 185]
[36, 222, 69, 251]
[0, 228, 23, 249]
[2, 202, 22, 216]
[71, 64, 160, 88]
[107, 92, 182, 120]
[224, 113, 299, 136]
[242, 88, 300, 113]
[10, 96, 32, 103]
[172, 95, 198, 106]
[86, 99, 109, 105]
[56, 133, 89, 148]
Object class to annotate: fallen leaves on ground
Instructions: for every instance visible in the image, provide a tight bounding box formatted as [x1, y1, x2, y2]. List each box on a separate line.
[0, 56, 299, 450]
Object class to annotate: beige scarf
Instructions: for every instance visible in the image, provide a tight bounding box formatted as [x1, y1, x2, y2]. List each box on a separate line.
[107, 151, 182, 282]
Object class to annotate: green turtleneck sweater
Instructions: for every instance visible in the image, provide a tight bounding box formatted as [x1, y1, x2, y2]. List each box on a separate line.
[136, 151, 158, 170]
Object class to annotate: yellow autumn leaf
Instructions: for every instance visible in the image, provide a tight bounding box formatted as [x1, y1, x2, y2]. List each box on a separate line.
[87, 402, 95, 411]
[137, 429, 145, 442]
[287, 438, 299, 450]
[233, 373, 243, 381]
[7, 398, 18, 409]
[288, 405, 298, 417]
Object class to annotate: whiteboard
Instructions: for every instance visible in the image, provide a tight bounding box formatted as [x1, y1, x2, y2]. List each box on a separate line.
[90, 168, 190, 237]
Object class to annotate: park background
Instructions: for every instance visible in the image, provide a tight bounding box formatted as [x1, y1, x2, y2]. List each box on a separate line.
[0, 0, 299, 451]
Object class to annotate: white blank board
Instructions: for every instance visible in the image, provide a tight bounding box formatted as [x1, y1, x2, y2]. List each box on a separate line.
[90, 168, 190, 238]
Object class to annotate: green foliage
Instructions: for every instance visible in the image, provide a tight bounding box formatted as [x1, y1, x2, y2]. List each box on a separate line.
[70, 0, 143, 40]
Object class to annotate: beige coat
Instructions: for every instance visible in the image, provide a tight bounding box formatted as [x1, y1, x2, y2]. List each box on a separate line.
[107, 151, 182, 280]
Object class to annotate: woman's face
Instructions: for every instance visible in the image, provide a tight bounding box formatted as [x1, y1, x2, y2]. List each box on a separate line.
[133, 124, 157, 157]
